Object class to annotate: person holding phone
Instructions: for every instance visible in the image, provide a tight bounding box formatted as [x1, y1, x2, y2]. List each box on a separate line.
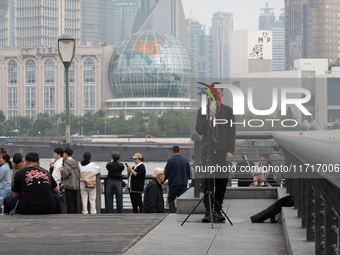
[126, 153, 146, 213]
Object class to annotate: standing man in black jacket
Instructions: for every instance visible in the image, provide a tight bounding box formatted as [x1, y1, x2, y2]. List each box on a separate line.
[105, 151, 125, 213]
[196, 83, 236, 223]
[143, 168, 165, 213]
[126, 153, 146, 213]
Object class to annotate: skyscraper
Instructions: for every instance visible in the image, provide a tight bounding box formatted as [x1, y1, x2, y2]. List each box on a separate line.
[81, 0, 108, 45]
[107, 0, 139, 46]
[131, 0, 190, 50]
[0, 0, 8, 22]
[285, 0, 340, 70]
[0, 0, 81, 47]
[186, 16, 213, 79]
[210, 12, 233, 78]
[259, 3, 274, 29]
[259, 3, 285, 71]
[0, 0, 10, 48]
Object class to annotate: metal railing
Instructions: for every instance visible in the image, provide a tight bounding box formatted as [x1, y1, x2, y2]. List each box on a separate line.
[273, 133, 340, 255]
[98, 175, 169, 212]
[192, 131, 340, 254]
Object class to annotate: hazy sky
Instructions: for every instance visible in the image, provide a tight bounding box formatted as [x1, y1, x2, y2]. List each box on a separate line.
[181, 0, 284, 31]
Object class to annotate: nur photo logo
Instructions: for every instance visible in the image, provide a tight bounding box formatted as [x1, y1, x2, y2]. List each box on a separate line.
[198, 83, 312, 129]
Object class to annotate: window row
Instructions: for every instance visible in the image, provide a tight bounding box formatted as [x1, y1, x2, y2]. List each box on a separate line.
[7, 58, 95, 85]
[6, 86, 96, 119]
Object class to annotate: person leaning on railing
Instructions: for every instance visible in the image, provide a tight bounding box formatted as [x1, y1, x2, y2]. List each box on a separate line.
[251, 154, 271, 187]
[105, 151, 124, 214]
[79, 152, 100, 214]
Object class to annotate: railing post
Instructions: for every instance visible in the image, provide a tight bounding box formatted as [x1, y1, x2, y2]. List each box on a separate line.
[301, 179, 307, 228]
[297, 178, 302, 218]
[306, 180, 316, 241]
[96, 174, 101, 214]
[329, 208, 339, 255]
[316, 193, 326, 255]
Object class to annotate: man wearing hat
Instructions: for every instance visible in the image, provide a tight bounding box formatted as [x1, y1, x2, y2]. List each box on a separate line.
[126, 153, 146, 213]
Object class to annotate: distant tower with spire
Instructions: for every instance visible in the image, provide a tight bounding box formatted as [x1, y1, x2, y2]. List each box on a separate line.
[259, 2, 285, 71]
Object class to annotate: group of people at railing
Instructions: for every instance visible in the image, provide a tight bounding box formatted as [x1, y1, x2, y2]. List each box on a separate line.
[0, 145, 191, 215]
[236, 145, 285, 187]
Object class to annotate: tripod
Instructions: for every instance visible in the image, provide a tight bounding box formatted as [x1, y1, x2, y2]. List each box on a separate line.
[182, 84, 233, 228]
[181, 186, 233, 228]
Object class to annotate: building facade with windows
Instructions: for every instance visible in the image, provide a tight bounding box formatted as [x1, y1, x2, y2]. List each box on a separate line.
[285, 0, 340, 70]
[107, 0, 139, 46]
[131, 0, 190, 51]
[0, 0, 93, 48]
[81, 0, 108, 45]
[230, 59, 340, 130]
[210, 12, 233, 79]
[186, 17, 214, 79]
[259, 3, 285, 71]
[0, 45, 115, 119]
[0, 0, 8, 23]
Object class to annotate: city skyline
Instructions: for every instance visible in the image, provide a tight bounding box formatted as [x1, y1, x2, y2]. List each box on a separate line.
[181, 0, 284, 31]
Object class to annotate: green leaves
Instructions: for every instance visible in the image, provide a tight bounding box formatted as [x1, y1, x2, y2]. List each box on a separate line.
[0, 110, 192, 138]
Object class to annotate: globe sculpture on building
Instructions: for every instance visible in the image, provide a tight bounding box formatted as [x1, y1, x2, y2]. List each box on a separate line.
[107, 30, 193, 117]
[0, 0, 9, 23]
[108, 30, 193, 98]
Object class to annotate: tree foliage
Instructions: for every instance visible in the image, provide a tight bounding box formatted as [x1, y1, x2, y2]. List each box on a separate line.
[0, 108, 312, 138]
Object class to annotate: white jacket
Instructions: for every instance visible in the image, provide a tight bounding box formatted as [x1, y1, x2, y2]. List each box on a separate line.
[79, 162, 100, 182]
[52, 158, 63, 182]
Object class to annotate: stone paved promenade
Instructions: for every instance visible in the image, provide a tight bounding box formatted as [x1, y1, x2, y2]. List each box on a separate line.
[0, 188, 314, 255]
[125, 199, 287, 255]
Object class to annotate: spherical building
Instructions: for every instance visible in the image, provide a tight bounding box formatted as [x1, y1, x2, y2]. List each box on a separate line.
[0, 0, 9, 22]
[107, 30, 193, 117]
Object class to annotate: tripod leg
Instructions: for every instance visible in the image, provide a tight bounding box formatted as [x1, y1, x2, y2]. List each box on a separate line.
[181, 192, 208, 226]
[208, 191, 214, 229]
[210, 194, 233, 226]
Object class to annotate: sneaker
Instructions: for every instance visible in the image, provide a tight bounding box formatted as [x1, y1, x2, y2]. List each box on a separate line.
[202, 211, 212, 223]
[213, 211, 226, 223]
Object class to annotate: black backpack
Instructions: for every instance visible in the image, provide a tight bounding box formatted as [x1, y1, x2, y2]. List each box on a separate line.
[250, 195, 294, 223]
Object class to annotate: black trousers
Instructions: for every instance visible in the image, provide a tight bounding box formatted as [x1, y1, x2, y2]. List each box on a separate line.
[202, 150, 230, 212]
[130, 192, 143, 213]
[65, 188, 78, 214]
[4, 194, 61, 214]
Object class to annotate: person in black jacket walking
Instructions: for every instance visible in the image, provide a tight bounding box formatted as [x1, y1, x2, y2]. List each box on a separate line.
[126, 153, 146, 213]
[105, 151, 125, 213]
[143, 168, 165, 213]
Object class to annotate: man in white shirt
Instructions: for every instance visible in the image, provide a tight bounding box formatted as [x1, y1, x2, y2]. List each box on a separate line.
[52, 148, 64, 183]
[51, 147, 66, 213]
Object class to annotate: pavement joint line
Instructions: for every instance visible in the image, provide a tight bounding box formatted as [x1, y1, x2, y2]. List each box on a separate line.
[206, 199, 232, 254]
[207, 222, 224, 255]
[122, 214, 168, 253]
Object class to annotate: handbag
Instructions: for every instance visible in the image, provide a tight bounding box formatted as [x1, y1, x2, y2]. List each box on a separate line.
[85, 180, 96, 188]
